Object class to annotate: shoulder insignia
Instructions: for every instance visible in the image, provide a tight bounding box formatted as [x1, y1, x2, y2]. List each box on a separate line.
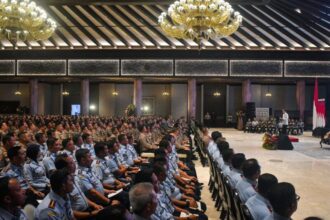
[48, 200, 56, 209]
[47, 210, 57, 217]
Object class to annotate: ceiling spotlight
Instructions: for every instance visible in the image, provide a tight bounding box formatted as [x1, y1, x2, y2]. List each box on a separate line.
[213, 92, 221, 97]
[295, 8, 302, 14]
[89, 104, 96, 110]
[265, 92, 272, 97]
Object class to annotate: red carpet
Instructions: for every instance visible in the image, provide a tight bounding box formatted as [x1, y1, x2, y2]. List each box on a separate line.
[272, 136, 299, 142]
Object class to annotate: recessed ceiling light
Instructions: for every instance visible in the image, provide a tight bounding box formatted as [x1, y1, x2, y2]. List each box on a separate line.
[216, 46, 221, 49]
[295, 8, 302, 14]
[305, 47, 310, 50]
[320, 48, 325, 51]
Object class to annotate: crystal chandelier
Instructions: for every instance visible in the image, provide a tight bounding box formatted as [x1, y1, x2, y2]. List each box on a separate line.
[158, 0, 242, 42]
[0, 0, 57, 41]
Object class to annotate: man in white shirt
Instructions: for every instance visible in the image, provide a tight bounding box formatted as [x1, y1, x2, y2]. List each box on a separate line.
[282, 109, 289, 135]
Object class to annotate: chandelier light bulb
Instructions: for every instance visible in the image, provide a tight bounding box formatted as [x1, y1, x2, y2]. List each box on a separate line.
[0, 0, 56, 41]
[159, 0, 242, 42]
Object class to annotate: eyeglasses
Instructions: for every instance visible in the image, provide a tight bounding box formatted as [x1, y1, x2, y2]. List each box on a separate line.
[296, 194, 300, 201]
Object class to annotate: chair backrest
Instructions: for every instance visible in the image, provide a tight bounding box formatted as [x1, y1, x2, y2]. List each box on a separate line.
[223, 175, 236, 217]
[233, 188, 244, 220]
[241, 204, 253, 220]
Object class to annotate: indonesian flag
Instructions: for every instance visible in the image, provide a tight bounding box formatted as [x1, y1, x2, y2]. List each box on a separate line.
[313, 79, 326, 129]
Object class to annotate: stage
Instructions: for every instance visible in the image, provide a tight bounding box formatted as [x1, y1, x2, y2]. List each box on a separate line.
[201, 128, 330, 219]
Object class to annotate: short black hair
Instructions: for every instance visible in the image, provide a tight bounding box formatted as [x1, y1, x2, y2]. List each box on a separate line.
[217, 141, 229, 154]
[75, 149, 90, 164]
[162, 134, 174, 142]
[211, 131, 222, 141]
[106, 138, 117, 149]
[117, 134, 126, 143]
[72, 134, 82, 145]
[82, 133, 90, 141]
[2, 134, 13, 145]
[242, 159, 260, 179]
[231, 153, 246, 169]
[94, 142, 107, 156]
[47, 137, 58, 149]
[35, 133, 44, 142]
[50, 169, 70, 193]
[222, 148, 234, 163]
[7, 146, 21, 160]
[268, 182, 296, 216]
[153, 163, 166, 177]
[134, 167, 154, 185]
[26, 144, 40, 161]
[154, 148, 166, 158]
[257, 173, 278, 196]
[55, 153, 69, 170]
[62, 138, 71, 149]
[0, 176, 10, 202]
[158, 139, 170, 149]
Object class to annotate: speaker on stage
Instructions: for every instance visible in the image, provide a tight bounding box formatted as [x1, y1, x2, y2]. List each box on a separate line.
[277, 134, 294, 150]
[246, 102, 255, 120]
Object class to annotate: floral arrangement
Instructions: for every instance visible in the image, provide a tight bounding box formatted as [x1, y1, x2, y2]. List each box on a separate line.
[262, 132, 276, 150]
[125, 104, 136, 117]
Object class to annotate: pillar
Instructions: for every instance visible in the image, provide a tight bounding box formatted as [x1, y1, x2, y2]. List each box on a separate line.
[242, 79, 252, 107]
[29, 79, 38, 115]
[81, 79, 90, 115]
[134, 79, 142, 116]
[296, 80, 305, 120]
[188, 78, 196, 120]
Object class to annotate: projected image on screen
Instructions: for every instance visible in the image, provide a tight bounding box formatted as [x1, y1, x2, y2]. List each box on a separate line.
[71, 104, 81, 116]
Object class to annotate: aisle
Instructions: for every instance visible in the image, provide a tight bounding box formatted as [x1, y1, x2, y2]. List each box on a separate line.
[195, 159, 219, 220]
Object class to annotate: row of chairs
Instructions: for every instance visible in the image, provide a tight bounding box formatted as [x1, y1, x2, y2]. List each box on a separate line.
[206, 151, 253, 220]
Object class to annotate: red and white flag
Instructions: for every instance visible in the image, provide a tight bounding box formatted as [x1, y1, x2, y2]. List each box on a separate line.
[313, 79, 326, 129]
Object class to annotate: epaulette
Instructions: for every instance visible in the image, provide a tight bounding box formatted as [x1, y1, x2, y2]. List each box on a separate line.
[48, 200, 56, 209]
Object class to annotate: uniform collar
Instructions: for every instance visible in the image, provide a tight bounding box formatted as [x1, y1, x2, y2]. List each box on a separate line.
[10, 163, 23, 171]
[49, 190, 69, 208]
[0, 206, 25, 219]
[78, 165, 91, 172]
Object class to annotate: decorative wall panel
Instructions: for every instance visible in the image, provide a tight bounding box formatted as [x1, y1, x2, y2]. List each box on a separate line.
[285, 61, 330, 77]
[175, 60, 228, 76]
[17, 60, 66, 76]
[121, 60, 173, 76]
[68, 60, 119, 76]
[230, 60, 283, 77]
[0, 60, 15, 75]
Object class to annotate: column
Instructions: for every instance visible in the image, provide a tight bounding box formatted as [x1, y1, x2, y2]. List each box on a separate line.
[29, 79, 38, 115]
[188, 78, 196, 120]
[81, 79, 90, 115]
[242, 79, 252, 107]
[296, 80, 305, 120]
[134, 79, 142, 116]
[60, 84, 63, 115]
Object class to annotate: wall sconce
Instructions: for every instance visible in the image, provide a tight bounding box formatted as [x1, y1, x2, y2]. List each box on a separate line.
[14, 84, 22, 96]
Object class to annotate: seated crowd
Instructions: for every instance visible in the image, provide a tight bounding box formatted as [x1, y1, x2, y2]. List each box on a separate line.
[202, 127, 300, 220]
[0, 115, 207, 220]
[244, 118, 304, 135]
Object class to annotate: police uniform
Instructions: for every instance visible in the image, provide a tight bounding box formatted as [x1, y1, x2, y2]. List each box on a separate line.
[118, 145, 130, 168]
[235, 177, 257, 203]
[82, 143, 95, 158]
[69, 175, 89, 212]
[37, 143, 48, 160]
[1, 163, 29, 190]
[0, 207, 27, 220]
[227, 168, 243, 188]
[127, 143, 139, 162]
[92, 157, 116, 185]
[151, 193, 175, 220]
[24, 159, 50, 192]
[106, 154, 120, 173]
[77, 165, 105, 203]
[246, 193, 272, 220]
[42, 152, 57, 177]
[36, 190, 74, 220]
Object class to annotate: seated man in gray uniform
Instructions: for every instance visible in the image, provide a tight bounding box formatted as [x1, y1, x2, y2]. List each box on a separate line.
[35, 169, 75, 220]
[0, 176, 27, 220]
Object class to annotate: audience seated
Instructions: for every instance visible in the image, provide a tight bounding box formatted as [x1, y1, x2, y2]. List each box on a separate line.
[0, 176, 27, 219]
[265, 182, 298, 220]
[246, 173, 278, 220]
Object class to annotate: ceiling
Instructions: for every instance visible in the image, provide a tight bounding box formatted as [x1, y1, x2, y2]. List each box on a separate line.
[1, 0, 329, 51]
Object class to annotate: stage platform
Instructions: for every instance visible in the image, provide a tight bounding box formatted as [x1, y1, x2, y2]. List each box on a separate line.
[201, 128, 330, 219]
